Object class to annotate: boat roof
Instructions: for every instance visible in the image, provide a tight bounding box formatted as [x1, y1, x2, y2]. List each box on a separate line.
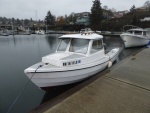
[59, 33, 103, 40]
[127, 28, 147, 32]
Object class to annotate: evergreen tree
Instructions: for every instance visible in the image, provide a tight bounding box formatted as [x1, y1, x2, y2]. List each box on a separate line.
[45, 11, 55, 25]
[130, 5, 136, 14]
[16, 18, 21, 26]
[144, 0, 150, 11]
[90, 0, 103, 30]
[130, 5, 137, 25]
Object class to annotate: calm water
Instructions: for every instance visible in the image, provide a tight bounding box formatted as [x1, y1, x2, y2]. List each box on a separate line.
[0, 34, 142, 113]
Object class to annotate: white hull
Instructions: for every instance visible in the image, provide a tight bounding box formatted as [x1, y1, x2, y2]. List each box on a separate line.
[35, 30, 45, 35]
[25, 48, 119, 87]
[26, 62, 108, 87]
[121, 34, 149, 48]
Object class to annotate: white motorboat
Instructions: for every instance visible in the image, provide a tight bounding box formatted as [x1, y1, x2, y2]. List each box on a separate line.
[0, 30, 9, 36]
[80, 28, 93, 33]
[24, 32, 120, 87]
[120, 26, 150, 48]
[35, 30, 45, 35]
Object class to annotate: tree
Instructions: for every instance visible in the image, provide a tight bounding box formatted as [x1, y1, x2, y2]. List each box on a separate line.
[103, 5, 108, 10]
[24, 19, 30, 26]
[90, 0, 103, 30]
[144, 0, 150, 11]
[16, 18, 21, 26]
[130, 5, 137, 25]
[56, 16, 65, 25]
[45, 11, 55, 26]
[110, 8, 117, 13]
[64, 14, 69, 24]
[130, 5, 136, 14]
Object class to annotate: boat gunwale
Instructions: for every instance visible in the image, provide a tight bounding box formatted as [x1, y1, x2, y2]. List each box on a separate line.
[26, 48, 119, 74]
[120, 34, 150, 40]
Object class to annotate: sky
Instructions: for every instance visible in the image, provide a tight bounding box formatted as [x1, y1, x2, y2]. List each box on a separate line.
[0, 0, 147, 20]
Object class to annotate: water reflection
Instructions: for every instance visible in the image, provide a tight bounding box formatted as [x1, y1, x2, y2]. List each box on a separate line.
[0, 34, 61, 113]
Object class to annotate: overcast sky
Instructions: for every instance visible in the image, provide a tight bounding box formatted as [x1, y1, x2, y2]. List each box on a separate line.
[0, 0, 146, 20]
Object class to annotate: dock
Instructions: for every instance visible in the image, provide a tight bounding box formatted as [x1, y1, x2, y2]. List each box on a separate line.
[34, 47, 150, 113]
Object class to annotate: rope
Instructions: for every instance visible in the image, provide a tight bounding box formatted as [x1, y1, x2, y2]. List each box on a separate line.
[7, 65, 42, 113]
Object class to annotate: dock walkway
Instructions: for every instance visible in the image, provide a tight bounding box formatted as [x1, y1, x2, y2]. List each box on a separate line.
[44, 47, 150, 113]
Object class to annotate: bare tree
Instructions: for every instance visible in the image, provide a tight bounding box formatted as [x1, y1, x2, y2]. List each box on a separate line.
[103, 5, 108, 10]
[110, 8, 117, 13]
[144, 0, 150, 11]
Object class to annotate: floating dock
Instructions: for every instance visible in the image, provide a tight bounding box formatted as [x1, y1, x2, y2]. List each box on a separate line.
[34, 47, 150, 113]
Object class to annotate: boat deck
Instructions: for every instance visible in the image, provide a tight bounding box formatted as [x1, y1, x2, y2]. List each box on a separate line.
[61, 54, 85, 60]
[34, 47, 150, 113]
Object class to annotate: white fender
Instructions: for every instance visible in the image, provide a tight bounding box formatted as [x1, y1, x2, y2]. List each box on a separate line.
[108, 61, 112, 68]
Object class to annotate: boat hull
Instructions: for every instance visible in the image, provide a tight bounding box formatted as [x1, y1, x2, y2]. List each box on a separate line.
[26, 62, 108, 87]
[25, 48, 120, 87]
[120, 34, 149, 48]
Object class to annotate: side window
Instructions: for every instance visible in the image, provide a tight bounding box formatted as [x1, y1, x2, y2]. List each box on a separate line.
[143, 31, 146, 35]
[91, 40, 103, 54]
[134, 31, 142, 35]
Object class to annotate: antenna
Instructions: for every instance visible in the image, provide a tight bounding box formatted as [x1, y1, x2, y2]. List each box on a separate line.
[35, 10, 37, 22]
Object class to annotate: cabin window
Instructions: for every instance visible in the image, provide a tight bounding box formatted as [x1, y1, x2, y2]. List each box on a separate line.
[58, 38, 70, 51]
[143, 31, 146, 35]
[128, 31, 133, 34]
[134, 31, 142, 35]
[91, 39, 103, 54]
[69, 38, 89, 54]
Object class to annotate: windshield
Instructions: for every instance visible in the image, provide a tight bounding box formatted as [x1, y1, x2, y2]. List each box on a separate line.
[69, 38, 89, 54]
[134, 31, 142, 35]
[57, 38, 70, 51]
[127, 31, 133, 34]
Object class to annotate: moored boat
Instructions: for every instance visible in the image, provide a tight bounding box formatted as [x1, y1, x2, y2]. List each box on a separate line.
[35, 30, 45, 35]
[24, 32, 120, 87]
[120, 25, 150, 48]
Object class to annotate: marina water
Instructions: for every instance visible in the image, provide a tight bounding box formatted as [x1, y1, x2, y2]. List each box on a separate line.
[0, 34, 141, 113]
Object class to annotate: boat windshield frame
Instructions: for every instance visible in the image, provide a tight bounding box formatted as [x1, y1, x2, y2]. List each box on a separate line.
[69, 38, 90, 54]
[57, 38, 90, 54]
[57, 38, 70, 52]
[127, 29, 147, 36]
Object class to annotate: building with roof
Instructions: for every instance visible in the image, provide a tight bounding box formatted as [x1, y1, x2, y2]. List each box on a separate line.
[75, 12, 90, 26]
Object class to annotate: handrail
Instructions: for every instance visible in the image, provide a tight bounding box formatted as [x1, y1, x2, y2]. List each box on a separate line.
[122, 25, 142, 31]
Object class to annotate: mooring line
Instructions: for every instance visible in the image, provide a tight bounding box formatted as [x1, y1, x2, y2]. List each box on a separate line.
[7, 65, 42, 113]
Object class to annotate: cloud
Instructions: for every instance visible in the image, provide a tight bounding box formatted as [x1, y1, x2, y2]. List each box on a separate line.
[0, 0, 146, 20]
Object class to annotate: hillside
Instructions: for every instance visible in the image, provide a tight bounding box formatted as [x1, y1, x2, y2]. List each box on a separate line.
[99, 11, 150, 31]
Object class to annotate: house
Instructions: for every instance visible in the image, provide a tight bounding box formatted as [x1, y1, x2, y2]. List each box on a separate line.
[75, 12, 90, 25]
[112, 10, 129, 18]
[74, 12, 90, 17]
[140, 17, 150, 22]
[136, 6, 149, 12]
[76, 16, 90, 25]
[103, 10, 113, 19]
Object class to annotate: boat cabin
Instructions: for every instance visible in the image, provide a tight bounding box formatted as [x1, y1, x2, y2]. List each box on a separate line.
[127, 29, 147, 36]
[57, 33, 104, 56]
[80, 28, 93, 33]
[42, 33, 106, 67]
